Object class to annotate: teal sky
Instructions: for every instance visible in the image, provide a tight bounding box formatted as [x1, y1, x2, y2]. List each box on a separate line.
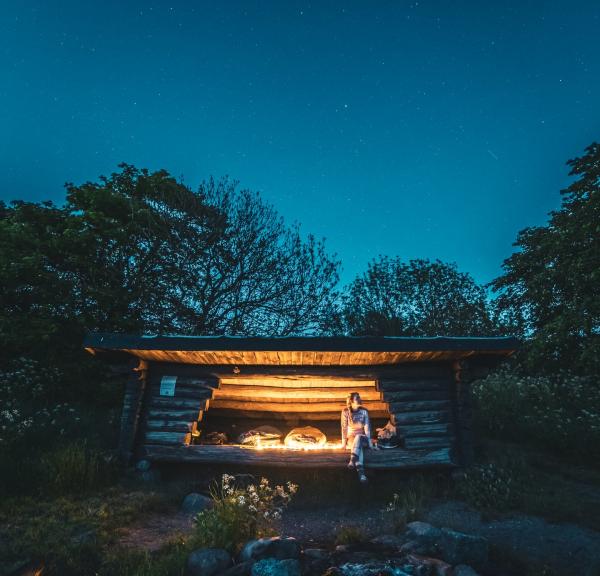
[2, 1, 599, 287]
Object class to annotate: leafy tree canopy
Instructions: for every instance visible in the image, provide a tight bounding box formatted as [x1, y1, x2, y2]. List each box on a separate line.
[489, 142, 600, 375]
[0, 163, 341, 394]
[328, 256, 499, 337]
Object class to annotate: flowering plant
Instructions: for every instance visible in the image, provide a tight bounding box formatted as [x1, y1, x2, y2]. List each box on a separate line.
[192, 473, 298, 554]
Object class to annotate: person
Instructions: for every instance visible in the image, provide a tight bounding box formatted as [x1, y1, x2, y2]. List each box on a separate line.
[341, 391, 377, 483]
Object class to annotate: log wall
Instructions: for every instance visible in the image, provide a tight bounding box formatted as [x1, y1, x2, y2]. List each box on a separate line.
[128, 361, 462, 468]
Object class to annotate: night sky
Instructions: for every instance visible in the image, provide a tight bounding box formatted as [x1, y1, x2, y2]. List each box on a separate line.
[2, 1, 599, 288]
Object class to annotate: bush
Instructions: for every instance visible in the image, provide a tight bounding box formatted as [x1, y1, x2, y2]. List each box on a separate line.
[192, 473, 298, 555]
[334, 524, 368, 545]
[380, 475, 434, 532]
[454, 451, 535, 512]
[41, 439, 119, 495]
[472, 366, 600, 461]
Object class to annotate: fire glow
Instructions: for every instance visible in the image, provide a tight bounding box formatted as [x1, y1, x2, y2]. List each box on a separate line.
[250, 436, 345, 451]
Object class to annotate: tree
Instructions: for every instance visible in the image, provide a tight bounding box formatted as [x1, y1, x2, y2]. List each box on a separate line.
[329, 256, 498, 337]
[488, 142, 600, 375]
[0, 163, 341, 388]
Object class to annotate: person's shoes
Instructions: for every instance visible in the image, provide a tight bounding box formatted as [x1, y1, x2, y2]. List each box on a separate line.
[347, 459, 355, 469]
[356, 466, 368, 483]
[347, 454, 357, 469]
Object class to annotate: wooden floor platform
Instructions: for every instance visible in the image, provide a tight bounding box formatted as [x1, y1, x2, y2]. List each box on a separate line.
[141, 444, 457, 469]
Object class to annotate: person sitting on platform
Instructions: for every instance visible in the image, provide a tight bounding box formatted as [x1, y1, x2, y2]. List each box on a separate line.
[341, 391, 377, 483]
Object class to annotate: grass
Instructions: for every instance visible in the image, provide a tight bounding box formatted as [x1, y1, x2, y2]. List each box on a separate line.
[334, 524, 369, 546]
[0, 483, 181, 576]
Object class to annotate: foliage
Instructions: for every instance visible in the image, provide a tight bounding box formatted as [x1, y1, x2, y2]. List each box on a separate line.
[454, 460, 529, 512]
[472, 366, 600, 461]
[99, 539, 189, 576]
[329, 256, 499, 336]
[380, 475, 434, 532]
[334, 524, 369, 545]
[41, 439, 119, 495]
[489, 142, 600, 376]
[0, 486, 174, 576]
[192, 473, 298, 555]
[0, 165, 340, 374]
[0, 164, 340, 468]
[194, 178, 340, 335]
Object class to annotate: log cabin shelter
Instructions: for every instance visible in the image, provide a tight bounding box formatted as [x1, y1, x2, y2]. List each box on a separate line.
[83, 332, 519, 471]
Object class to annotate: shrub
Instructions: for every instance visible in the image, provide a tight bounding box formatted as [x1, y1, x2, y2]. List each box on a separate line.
[380, 475, 434, 532]
[41, 439, 119, 495]
[472, 366, 600, 461]
[334, 524, 368, 545]
[454, 451, 535, 513]
[192, 473, 298, 555]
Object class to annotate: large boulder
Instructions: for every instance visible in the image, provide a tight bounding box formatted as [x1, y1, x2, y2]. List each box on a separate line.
[405, 521, 443, 542]
[369, 534, 405, 550]
[186, 548, 232, 576]
[453, 565, 480, 576]
[181, 493, 213, 515]
[220, 561, 255, 576]
[436, 529, 488, 568]
[336, 562, 413, 576]
[239, 537, 301, 562]
[403, 521, 488, 568]
[250, 558, 301, 576]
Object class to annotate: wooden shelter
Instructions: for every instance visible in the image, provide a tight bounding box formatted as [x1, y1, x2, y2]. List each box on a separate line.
[83, 333, 519, 470]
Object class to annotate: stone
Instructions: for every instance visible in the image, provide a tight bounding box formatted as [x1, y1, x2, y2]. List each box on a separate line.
[181, 493, 213, 515]
[186, 548, 232, 576]
[220, 561, 255, 576]
[250, 558, 301, 576]
[303, 548, 329, 559]
[436, 529, 488, 568]
[399, 540, 428, 555]
[240, 537, 302, 562]
[140, 469, 161, 483]
[453, 566, 480, 576]
[406, 554, 452, 576]
[335, 545, 349, 553]
[336, 562, 413, 576]
[135, 459, 151, 471]
[405, 522, 443, 542]
[370, 534, 405, 550]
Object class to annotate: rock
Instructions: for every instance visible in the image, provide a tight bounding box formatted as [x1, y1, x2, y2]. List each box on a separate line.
[399, 540, 428, 555]
[453, 566, 480, 576]
[336, 561, 413, 576]
[251, 558, 301, 576]
[369, 534, 405, 549]
[220, 561, 255, 576]
[436, 529, 488, 568]
[240, 537, 302, 562]
[140, 469, 161, 483]
[135, 459, 151, 471]
[303, 548, 329, 560]
[181, 493, 213, 515]
[186, 548, 232, 576]
[406, 554, 452, 576]
[405, 522, 443, 542]
[335, 545, 349, 553]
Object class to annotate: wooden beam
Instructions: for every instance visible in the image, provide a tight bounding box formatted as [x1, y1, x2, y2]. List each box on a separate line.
[213, 386, 381, 401]
[205, 409, 391, 420]
[140, 444, 457, 468]
[208, 399, 389, 413]
[389, 400, 450, 413]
